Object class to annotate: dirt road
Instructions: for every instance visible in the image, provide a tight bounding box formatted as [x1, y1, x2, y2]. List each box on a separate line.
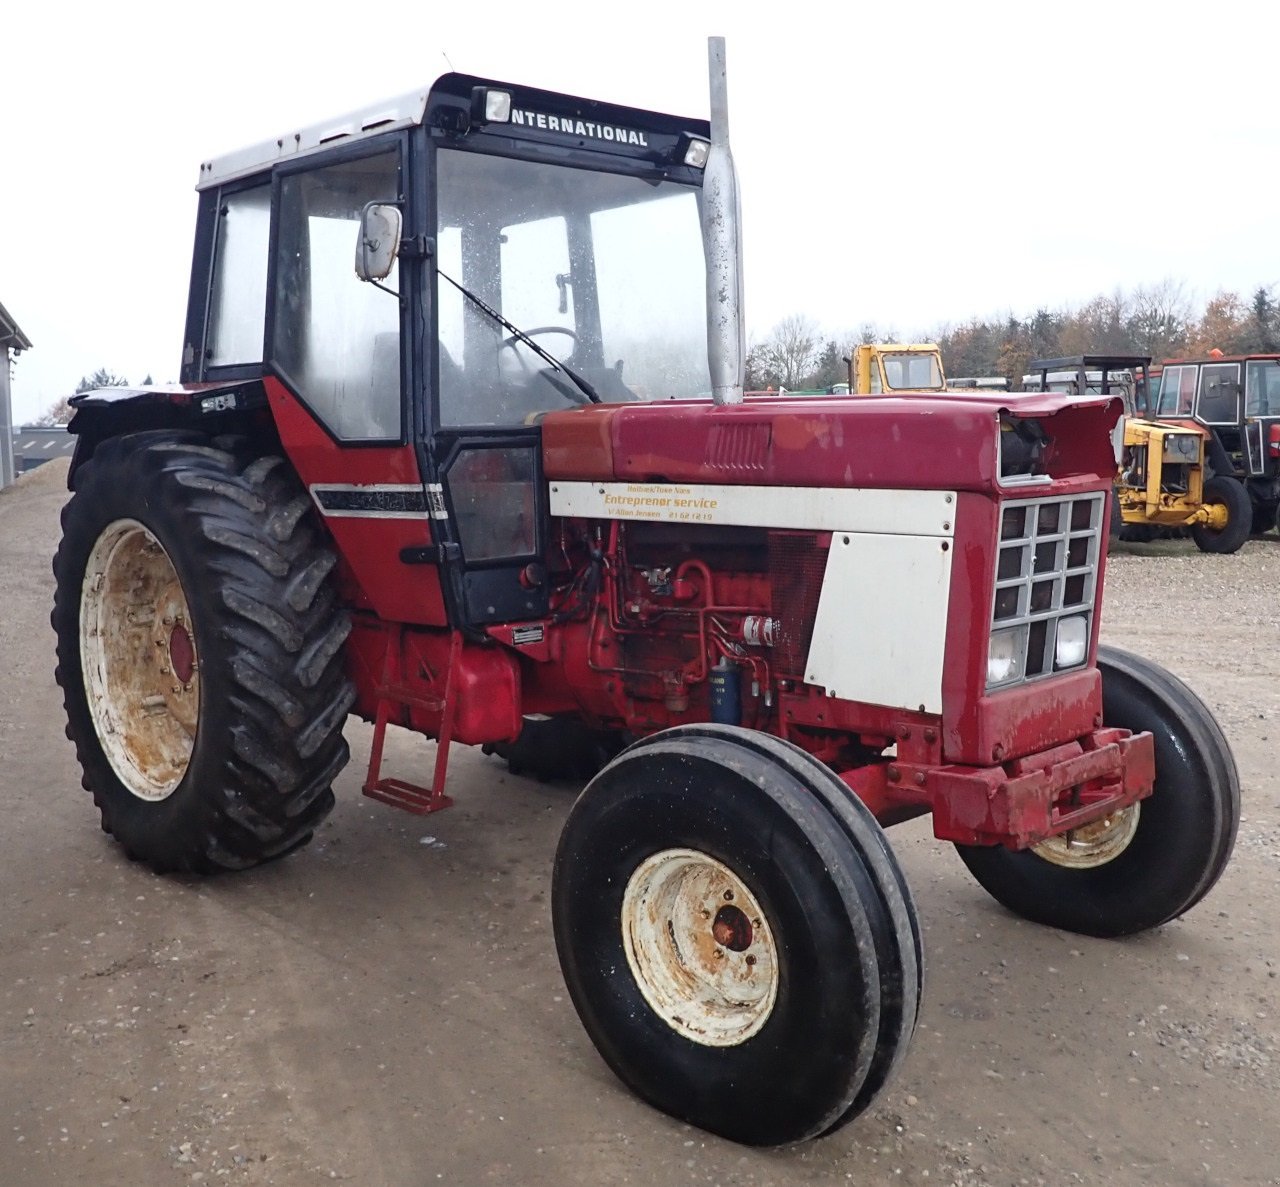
[2, 462, 1276, 1186]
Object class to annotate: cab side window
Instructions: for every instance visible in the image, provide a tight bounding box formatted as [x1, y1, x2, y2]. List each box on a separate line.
[207, 184, 271, 367]
[271, 149, 402, 441]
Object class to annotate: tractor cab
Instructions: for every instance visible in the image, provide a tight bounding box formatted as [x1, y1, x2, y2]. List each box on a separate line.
[1023, 354, 1149, 415]
[850, 343, 947, 393]
[1026, 354, 1251, 551]
[1155, 354, 1280, 533]
[177, 73, 713, 630]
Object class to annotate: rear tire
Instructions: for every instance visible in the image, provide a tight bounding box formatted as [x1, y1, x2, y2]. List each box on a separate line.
[553, 725, 918, 1145]
[53, 431, 355, 873]
[954, 645, 1239, 937]
[1191, 476, 1251, 554]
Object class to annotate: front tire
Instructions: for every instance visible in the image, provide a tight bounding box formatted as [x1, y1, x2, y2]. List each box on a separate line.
[53, 431, 356, 873]
[553, 725, 919, 1145]
[1191, 475, 1251, 554]
[955, 645, 1239, 937]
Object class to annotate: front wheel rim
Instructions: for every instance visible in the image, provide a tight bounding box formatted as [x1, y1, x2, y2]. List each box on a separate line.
[621, 848, 779, 1047]
[1031, 803, 1141, 869]
[79, 519, 200, 801]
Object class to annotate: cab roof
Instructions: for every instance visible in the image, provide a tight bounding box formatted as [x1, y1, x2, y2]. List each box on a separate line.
[1029, 354, 1151, 371]
[1161, 353, 1280, 365]
[197, 87, 430, 190]
[195, 72, 707, 191]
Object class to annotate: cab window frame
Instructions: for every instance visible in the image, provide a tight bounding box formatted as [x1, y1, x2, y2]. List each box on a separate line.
[263, 133, 411, 446]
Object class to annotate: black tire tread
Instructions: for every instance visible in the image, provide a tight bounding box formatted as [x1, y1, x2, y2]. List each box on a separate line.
[52, 430, 353, 874]
[955, 644, 1239, 937]
[624, 724, 921, 1130]
[1096, 644, 1239, 911]
[1191, 475, 1252, 554]
[554, 727, 908, 1144]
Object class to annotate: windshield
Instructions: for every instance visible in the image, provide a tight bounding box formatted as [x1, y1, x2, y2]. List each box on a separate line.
[881, 352, 943, 390]
[1157, 365, 1196, 416]
[435, 148, 711, 426]
[1246, 359, 1280, 416]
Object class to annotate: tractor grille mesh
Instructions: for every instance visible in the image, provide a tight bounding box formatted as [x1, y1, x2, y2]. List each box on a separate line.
[769, 531, 827, 677]
[989, 493, 1104, 688]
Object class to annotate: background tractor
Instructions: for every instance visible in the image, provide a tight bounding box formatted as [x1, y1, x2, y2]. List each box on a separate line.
[849, 341, 947, 393]
[1026, 354, 1251, 553]
[1154, 352, 1280, 536]
[53, 43, 1239, 1146]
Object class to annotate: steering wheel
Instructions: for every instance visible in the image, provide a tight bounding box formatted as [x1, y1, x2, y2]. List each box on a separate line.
[500, 326, 594, 406]
[500, 326, 581, 371]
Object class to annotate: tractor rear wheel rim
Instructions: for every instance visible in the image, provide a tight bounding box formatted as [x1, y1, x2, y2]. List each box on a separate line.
[1031, 803, 1141, 869]
[621, 847, 778, 1047]
[79, 519, 199, 802]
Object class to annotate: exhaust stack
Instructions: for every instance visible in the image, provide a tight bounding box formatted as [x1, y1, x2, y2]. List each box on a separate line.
[703, 36, 745, 406]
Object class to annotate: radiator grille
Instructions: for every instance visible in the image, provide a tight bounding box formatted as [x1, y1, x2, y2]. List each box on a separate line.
[989, 493, 1103, 688]
[769, 531, 828, 677]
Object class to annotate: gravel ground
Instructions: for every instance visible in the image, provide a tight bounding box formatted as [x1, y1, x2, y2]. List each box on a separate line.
[1, 462, 1277, 1186]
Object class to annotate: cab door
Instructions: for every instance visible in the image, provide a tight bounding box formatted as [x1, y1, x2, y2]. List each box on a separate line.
[427, 157, 585, 627]
[431, 431, 549, 626]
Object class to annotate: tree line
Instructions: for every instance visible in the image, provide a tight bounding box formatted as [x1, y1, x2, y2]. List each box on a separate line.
[745, 282, 1280, 391]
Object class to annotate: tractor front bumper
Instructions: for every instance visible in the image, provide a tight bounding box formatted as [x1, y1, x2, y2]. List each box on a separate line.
[842, 727, 1156, 849]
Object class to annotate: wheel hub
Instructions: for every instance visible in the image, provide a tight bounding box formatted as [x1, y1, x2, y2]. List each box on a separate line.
[621, 848, 778, 1047]
[168, 621, 195, 685]
[1031, 803, 1141, 869]
[80, 520, 200, 801]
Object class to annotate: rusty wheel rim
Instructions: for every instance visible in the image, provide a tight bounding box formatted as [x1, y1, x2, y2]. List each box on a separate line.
[1031, 803, 1141, 869]
[621, 848, 778, 1047]
[79, 519, 200, 801]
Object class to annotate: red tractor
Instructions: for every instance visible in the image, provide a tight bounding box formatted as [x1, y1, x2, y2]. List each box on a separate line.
[53, 43, 1238, 1146]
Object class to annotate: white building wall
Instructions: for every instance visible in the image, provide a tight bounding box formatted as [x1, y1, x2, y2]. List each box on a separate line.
[0, 351, 14, 488]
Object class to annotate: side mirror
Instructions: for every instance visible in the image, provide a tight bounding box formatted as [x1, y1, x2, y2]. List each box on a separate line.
[355, 202, 403, 282]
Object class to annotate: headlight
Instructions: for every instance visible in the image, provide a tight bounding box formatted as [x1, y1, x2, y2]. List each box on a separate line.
[1054, 614, 1089, 668]
[988, 627, 1026, 685]
[680, 135, 711, 168]
[470, 87, 513, 124]
[1162, 434, 1200, 461]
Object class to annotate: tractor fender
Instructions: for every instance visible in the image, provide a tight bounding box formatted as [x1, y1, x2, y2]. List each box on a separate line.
[66, 379, 271, 488]
[1201, 432, 1235, 480]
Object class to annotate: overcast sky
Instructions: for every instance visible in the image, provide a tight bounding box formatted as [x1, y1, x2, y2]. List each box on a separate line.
[3, 0, 1277, 422]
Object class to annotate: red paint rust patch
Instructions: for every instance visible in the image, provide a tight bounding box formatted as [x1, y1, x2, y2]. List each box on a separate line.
[169, 624, 195, 685]
[712, 904, 753, 952]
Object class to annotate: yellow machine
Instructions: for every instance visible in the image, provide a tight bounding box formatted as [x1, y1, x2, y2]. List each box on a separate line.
[1027, 356, 1250, 554]
[851, 343, 946, 393]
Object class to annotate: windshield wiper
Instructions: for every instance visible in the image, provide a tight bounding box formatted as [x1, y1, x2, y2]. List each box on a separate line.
[437, 269, 601, 405]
